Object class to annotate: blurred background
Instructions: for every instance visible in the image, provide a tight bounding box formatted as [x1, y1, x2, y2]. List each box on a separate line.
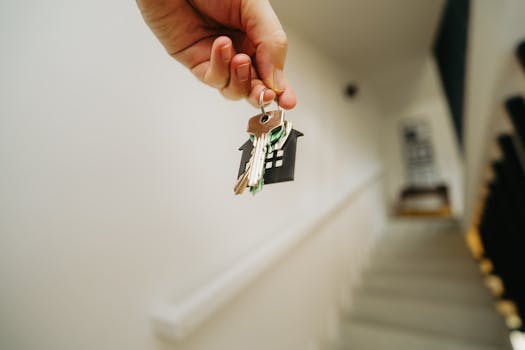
[1, 0, 525, 349]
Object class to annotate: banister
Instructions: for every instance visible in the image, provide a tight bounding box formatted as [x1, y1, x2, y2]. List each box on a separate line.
[150, 170, 383, 342]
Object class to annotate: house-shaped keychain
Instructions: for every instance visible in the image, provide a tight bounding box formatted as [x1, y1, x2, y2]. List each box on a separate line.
[237, 127, 303, 185]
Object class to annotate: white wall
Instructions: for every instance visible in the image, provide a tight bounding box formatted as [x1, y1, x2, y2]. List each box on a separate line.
[464, 0, 525, 228]
[155, 181, 386, 350]
[0, 1, 385, 350]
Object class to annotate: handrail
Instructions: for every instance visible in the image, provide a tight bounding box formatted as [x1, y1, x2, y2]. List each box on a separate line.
[517, 40, 525, 73]
[150, 170, 383, 342]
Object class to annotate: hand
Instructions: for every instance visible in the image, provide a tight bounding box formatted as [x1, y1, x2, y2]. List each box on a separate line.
[136, 0, 296, 109]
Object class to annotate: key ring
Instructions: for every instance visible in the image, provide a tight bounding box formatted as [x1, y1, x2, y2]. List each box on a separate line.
[259, 88, 281, 116]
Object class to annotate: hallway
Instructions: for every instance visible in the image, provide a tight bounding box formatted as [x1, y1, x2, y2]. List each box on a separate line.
[1, 1, 525, 350]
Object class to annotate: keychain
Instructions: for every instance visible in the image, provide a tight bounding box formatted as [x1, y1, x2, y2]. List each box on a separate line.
[234, 89, 303, 195]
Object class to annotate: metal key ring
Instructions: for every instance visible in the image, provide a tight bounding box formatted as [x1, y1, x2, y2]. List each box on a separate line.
[259, 88, 281, 115]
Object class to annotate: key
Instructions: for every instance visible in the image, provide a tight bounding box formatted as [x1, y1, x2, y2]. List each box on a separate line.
[234, 88, 286, 195]
[247, 109, 284, 188]
[233, 152, 252, 195]
[273, 120, 293, 151]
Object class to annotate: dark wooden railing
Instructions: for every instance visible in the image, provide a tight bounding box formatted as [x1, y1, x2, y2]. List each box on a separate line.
[478, 85, 525, 331]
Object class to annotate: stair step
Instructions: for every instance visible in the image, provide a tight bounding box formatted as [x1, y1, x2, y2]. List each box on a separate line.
[376, 228, 465, 245]
[385, 218, 461, 236]
[377, 230, 467, 249]
[382, 224, 464, 239]
[366, 254, 482, 281]
[347, 293, 509, 346]
[376, 226, 471, 259]
[378, 237, 467, 255]
[357, 271, 494, 307]
[372, 245, 472, 262]
[337, 320, 508, 350]
[332, 220, 510, 350]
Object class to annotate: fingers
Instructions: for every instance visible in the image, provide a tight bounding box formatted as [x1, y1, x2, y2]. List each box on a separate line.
[221, 63, 295, 110]
[220, 54, 252, 100]
[248, 82, 277, 108]
[198, 36, 296, 109]
[277, 78, 297, 110]
[200, 37, 254, 101]
[203, 36, 233, 88]
[241, 0, 288, 93]
[254, 39, 287, 93]
[201, 37, 271, 104]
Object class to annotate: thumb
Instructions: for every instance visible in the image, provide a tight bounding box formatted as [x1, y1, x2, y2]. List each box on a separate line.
[242, 0, 288, 93]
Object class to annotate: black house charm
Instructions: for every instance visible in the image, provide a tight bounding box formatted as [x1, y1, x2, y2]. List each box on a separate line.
[237, 128, 303, 185]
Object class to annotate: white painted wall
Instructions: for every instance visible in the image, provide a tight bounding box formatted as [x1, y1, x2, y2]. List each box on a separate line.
[0, 1, 385, 350]
[464, 0, 525, 227]
[378, 57, 464, 216]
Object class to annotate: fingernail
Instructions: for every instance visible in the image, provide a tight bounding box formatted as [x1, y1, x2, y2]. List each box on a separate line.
[236, 63, 250, 82]
[265, 89, 276, 102]
[221, 45, 231, 62]
[273, 69, 285, 92]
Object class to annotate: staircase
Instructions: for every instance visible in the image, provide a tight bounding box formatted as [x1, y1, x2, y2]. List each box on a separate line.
[332, 219, 513, 350]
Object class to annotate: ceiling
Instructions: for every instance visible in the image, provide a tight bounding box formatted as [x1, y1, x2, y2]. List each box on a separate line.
[271, 0, 446, 76]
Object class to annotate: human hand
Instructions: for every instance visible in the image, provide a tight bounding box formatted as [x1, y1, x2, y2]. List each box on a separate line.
[136, 0, 296, 109]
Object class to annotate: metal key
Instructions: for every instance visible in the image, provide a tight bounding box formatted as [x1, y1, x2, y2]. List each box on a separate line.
[234, 153, 252, 195]
[247, 106, 284, 188]
[234, 90, 284, 195]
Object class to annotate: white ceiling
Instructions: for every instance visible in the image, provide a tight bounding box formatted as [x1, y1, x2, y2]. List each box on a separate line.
[272, 0, 446, 75]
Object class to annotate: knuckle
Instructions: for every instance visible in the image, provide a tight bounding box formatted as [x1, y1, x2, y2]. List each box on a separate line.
[272, 30, 288, 50]
[203, 70, 229, 89]
[220, 88, 242, 101]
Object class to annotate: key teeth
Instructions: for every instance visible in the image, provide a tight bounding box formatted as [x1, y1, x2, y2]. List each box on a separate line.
[233, 171, 249, 195]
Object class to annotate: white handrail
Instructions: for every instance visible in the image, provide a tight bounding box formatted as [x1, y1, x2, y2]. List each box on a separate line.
[151, 170, 382, 342]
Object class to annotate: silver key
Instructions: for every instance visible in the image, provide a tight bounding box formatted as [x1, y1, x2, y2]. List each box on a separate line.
[247, 109, 284, 187]
[234, 90, 284, 195]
